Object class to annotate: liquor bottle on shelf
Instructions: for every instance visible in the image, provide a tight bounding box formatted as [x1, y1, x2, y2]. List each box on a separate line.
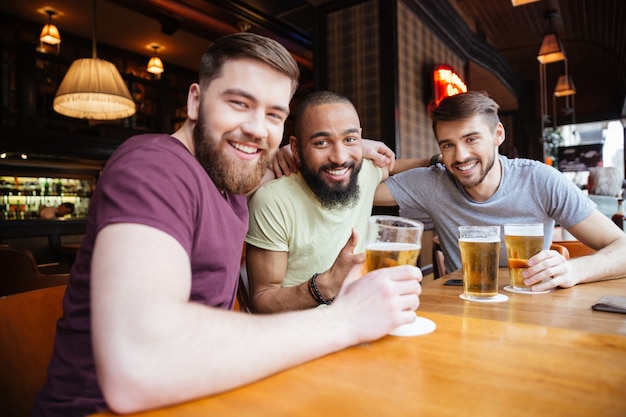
[612, 198, 625, 232]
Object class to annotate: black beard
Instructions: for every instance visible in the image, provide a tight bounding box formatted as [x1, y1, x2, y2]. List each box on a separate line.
[298, 155, 362, 210]
[193, 111, 269, 195]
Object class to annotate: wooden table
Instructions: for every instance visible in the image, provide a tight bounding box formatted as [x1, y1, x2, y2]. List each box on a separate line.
[420, 268, 626, 336]
[90, 270, 626, 417]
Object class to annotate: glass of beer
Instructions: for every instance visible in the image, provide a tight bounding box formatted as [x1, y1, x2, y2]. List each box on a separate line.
[364, 215, 435, 336]
[504, 223, 544, 291]
[458, 225, 501, 300]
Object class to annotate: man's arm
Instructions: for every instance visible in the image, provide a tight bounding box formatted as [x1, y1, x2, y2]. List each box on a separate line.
[525, 210, 626, 290]
[247, 229, 364, 313]
[92, 223, 422, 413]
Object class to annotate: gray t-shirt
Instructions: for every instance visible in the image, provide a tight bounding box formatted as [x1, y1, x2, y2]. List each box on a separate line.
[385, 155, 596, 273]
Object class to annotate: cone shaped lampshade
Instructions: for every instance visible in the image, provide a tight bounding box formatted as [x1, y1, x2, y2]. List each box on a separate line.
[53, 58, 136, 120]
[553, 75, 576, 97]
[147, 55, 164, 74]
[40, 23, 61, 45]
[537, 33, 566, 64]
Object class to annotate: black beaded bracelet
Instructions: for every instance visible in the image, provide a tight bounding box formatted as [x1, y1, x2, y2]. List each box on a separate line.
[308, 273, 334, 305]
[430, 153, 442, 166]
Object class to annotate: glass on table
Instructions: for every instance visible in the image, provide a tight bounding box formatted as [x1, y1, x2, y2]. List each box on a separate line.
[458, 225, 506, 302]
[364, 215, 435, 336]
[503, 223, 544, 292]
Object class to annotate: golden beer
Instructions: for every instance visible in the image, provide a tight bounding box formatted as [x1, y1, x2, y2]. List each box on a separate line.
[503, 223, 544, 291]
[459, 238, 501, 298]
[364, 242, 421, 273]
[505, 234, 544, 290]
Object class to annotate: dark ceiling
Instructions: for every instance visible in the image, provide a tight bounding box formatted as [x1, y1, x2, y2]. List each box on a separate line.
[1, 0, 625, 126]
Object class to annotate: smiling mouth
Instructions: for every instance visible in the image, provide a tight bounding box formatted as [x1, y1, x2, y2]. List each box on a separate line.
[229, 140, 260, 155]
[456, 160, 478, 172]
[324, 166, 350, 178]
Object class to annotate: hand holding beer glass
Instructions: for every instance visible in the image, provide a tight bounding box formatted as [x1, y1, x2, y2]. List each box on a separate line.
[503, 223, 547, 293]
[458, 225, 507, 302]
[364, 215, 436, 336]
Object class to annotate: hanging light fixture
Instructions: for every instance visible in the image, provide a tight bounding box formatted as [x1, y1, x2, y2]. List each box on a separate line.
[511, 0, 540, 6]
[553, 75, 576, 97]
[537, 11, 566, 64]
[53, 0, 135, 120]
[147, 45, 165, 78]
[40, 9, 61, 46]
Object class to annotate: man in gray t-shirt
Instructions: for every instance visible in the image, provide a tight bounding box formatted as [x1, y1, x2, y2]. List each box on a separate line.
[375, 91, 626, 292]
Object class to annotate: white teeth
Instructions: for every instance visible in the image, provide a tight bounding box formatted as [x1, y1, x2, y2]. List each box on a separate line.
[458, 161, 477, 171]
[231, 142, 257, 154]
[326, 167, 348, 176]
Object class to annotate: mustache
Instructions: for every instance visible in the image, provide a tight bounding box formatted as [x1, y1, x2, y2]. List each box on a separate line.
[451, 158, 479, 168]
[318, 161, 356, 172]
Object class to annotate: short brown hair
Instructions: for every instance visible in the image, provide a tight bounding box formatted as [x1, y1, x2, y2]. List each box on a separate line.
[431, 91, 500, 138]
[199, 33, 300, 96]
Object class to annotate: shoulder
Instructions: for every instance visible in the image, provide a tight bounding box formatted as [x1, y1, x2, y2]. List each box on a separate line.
[248, 174, 303, 209]
[502, 156, 561, 178]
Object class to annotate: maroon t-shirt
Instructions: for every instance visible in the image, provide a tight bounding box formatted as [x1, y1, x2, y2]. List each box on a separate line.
[33, 134, 248, 416]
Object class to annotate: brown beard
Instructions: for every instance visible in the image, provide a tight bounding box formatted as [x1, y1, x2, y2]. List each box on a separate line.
[193, 108, 270, 195]
[452, 152, 496, 190]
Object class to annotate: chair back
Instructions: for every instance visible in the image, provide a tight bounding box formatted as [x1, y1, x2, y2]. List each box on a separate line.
[550, 243, 570, 259]
[552, 240, 596, 258]
[0, 285, 66, 417]
[0, 245, 69, 297]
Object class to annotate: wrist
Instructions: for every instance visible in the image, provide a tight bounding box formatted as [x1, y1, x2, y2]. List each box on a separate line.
[308, 273, 334, 305]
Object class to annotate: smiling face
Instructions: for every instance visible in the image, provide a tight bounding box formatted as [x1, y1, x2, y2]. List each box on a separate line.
[191, 57, 293, 194]
[291, 102, 363, 209]
[436, 115, 505, 201]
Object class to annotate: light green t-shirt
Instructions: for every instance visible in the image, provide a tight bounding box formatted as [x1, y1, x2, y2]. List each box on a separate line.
[246, 159, 383, 287]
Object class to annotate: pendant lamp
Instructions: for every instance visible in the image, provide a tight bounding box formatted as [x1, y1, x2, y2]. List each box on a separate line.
[53, 0, 135, 120]
[537, 11, 566, 64]
[147, 45, 164, 77]
[40, 10, 61, 45]
[553, 75, 576, 97]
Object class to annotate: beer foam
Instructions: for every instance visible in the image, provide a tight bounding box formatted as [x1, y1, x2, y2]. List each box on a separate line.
[458, 237, 500, 243]
[365, 242, 421, 251]
[504, 223, 543, 236]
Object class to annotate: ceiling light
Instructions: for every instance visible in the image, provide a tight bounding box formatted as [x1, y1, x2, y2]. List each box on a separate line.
[53, 0, 135, 120]
[554, 75, 576, 97]
[537, 11, 565, 64]
[237, 21, 252, 32]
[40, 9, 61, 45]
[511, 0, 541, 6]
[147, 45, 165, 77]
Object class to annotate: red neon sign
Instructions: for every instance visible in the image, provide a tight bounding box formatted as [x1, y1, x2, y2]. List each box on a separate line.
[432, 64, 467, 107]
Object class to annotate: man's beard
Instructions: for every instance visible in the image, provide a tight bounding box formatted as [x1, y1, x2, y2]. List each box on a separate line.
[451, 151, 496, 190]
[193, 113, 270, 195]
[298, 155, 362, 210]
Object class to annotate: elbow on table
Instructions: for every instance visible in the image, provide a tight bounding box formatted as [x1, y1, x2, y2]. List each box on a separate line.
[97, 360, 166, 414]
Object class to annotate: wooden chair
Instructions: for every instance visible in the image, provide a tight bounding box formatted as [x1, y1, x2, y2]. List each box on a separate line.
[0, 285, 66, 417]
[0, 245, 69, 297]
[549, 243, 570, 259]
[552, 240, 596, 258]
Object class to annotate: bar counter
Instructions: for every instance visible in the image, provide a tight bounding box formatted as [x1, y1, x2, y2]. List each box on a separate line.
[90, 269, 626, 417]
[0, 218, 86, 247]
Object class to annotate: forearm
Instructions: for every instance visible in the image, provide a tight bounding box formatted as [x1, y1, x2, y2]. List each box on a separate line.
[389, 157, 432, 175]
[250, 279, 320, 313]
[569, 236, 626, 284]
[97, 300, 352, 414]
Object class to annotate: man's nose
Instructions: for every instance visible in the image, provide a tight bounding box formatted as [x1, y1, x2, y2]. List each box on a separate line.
[241, 111, 268, 139]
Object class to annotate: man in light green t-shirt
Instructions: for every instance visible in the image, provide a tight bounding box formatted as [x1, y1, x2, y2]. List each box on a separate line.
[245, 91, 429, 313]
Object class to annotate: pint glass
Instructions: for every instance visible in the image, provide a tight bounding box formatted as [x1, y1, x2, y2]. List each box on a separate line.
[504, 223, 544, 290]
[458, 226, 501, 299]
